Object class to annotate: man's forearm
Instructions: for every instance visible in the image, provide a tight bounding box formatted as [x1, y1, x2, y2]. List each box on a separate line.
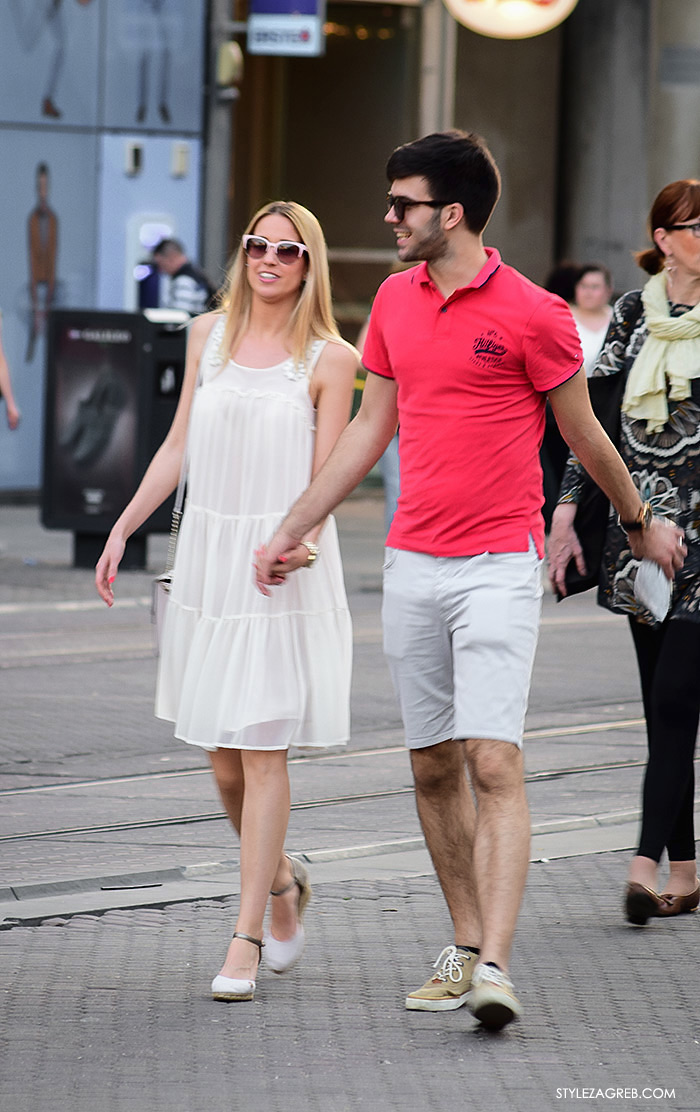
[570, 428, 642, 521]
[549, 372, 644, 520]
[283, 415, 388, 540]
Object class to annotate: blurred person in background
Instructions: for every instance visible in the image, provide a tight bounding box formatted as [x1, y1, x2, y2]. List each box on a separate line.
[570, 264, 614, 376]
[152, 238, 217, 316]
[541, 262, 614, 527]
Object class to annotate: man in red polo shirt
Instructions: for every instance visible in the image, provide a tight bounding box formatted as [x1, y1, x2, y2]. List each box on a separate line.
[255, 131, 684, 1029]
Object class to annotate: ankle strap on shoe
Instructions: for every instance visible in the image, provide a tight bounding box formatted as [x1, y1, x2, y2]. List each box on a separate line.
[270, 877, 297, 897]
[271, 854, 298, 897]
[232, 931, 264, 950]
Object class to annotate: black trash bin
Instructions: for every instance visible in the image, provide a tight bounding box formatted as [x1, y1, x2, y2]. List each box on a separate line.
[42, 308, 188, 569]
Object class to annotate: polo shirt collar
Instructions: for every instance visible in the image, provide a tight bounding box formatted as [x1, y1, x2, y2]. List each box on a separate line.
[416, 247, 502, 294]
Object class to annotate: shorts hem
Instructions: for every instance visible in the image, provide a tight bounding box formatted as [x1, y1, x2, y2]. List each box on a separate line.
[405, 731, 523, 750]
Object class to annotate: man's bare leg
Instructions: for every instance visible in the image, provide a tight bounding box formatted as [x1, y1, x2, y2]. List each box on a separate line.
[410, 738, 481, 948]
[464, 737, 530, 972]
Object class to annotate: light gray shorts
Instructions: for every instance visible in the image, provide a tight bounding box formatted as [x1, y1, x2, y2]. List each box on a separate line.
[381, 543, 543, 750]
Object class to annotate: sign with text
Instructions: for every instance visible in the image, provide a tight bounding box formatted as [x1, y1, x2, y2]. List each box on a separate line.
[247, 0, 326, 57]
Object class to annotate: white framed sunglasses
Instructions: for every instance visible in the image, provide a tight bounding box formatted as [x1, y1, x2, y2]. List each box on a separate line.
[242, 234, 308, 265]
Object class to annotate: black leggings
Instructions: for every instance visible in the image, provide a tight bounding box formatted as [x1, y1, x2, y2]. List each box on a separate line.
[629, 617, 700, 863]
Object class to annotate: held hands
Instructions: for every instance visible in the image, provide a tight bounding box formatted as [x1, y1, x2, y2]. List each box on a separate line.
[95, 533, 126, 606]
[254, 532, 312, 597]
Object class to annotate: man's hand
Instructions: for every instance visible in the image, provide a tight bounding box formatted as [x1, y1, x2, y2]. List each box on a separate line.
[627, 517, 686, 578]
[254, 530, 306, 596]
[548, 502, 587, 598]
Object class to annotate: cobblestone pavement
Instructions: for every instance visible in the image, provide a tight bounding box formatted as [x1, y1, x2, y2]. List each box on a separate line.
[1, 502, 699, 1112]
[2, 856, 698, 1112]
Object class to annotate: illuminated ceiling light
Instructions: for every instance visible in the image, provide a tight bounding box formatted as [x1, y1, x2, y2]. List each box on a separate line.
[441, 0, 579, 39]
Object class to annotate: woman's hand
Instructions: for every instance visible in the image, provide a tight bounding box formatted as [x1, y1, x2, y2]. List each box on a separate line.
[5, 400, 20, 430]
[548, 502, 586, 598]
[254, 540, 314, 596]
[95, 533, 126, 606]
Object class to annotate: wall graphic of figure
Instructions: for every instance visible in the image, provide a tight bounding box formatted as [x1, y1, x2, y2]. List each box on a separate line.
[27, 162, 59, 363]
[137, 0, 172, 124]
[8, 0, 94, 120]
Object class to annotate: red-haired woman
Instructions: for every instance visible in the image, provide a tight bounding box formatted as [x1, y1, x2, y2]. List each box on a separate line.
[550, 180, 700, 925]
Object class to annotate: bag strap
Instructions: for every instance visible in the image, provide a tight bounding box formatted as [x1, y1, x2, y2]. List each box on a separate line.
[164, 468, 186, 574]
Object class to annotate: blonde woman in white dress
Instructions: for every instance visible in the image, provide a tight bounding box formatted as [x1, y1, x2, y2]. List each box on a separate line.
[96, 202, 358, 1002]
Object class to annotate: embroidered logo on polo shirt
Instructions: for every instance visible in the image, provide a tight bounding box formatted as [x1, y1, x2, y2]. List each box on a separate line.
[473, 330, 507, 367]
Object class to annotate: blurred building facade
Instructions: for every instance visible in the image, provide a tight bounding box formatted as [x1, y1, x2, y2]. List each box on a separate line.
[217, 0, 700, 333]
[1, 0, 698, 491]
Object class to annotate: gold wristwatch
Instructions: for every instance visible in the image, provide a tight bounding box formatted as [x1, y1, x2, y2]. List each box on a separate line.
[300, 540, 319, 567]
[618, 501, 653, 533]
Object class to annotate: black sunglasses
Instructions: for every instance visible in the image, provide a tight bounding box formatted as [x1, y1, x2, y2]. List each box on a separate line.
[242, 234, 308, 264]
[666, 221, 700, 238]
[386, 194, 447, 222]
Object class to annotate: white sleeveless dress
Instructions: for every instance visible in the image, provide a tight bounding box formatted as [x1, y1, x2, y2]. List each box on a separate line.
[155, 317, 352, 752]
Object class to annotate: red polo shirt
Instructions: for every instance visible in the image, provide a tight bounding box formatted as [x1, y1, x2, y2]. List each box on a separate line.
[362, 249, 582, 557]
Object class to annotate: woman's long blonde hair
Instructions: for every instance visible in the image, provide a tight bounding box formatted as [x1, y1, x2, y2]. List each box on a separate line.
[217, 201, 352, 369]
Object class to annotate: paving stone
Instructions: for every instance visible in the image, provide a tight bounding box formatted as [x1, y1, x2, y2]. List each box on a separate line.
[2, 860, 699, 1112]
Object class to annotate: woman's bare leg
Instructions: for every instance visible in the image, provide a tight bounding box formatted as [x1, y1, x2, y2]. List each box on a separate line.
[210, 748, 293, 979]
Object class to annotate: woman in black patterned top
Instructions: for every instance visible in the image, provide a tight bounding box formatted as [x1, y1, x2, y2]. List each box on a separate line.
[549, 180, 700, 926]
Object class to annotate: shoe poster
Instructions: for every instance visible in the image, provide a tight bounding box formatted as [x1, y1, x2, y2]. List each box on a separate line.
[42, 313, 142, 529]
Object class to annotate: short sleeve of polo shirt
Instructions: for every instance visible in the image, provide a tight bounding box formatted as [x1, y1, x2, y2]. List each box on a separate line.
[522, 294, 582, 392]
[361, 278, 395, 379]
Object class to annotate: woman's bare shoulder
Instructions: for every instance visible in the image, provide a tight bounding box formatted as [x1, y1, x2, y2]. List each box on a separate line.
[316, 338, 360, 375]
[190, 310, 224, 340]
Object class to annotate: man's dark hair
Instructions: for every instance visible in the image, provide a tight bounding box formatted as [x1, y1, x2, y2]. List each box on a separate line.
[386, 130, 501, 234]
[153, 238, 185, 257]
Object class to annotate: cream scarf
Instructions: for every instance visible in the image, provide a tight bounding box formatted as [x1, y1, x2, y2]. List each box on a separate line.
[621, 270, 700, 433]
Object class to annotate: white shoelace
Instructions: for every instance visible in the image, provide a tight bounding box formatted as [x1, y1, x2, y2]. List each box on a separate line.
[432, 945, 465, 984]
[472, 963, 513, 990]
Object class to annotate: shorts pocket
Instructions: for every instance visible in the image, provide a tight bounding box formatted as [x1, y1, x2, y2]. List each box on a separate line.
[383, 546, 400, 572]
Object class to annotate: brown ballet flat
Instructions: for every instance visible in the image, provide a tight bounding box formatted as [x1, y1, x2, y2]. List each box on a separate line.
[624, 882, 672, 925]
[655, 882, 700, 917]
